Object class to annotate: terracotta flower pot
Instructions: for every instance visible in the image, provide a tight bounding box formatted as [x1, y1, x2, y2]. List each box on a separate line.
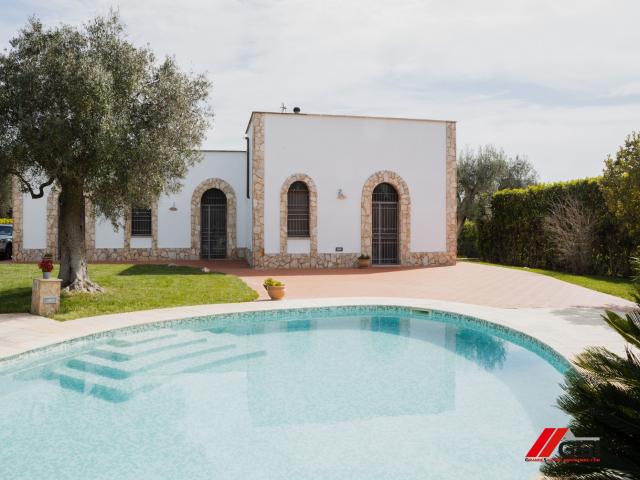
[357, 258, 371, 268]
[265, 285, 286, 300]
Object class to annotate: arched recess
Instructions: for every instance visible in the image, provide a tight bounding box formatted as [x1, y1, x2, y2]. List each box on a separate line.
[191, 178, 237, 258]
[361, 171, 411, 263]
[279, 173, 318, 256]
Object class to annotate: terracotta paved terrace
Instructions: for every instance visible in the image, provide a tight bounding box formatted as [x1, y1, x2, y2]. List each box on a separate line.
[163, 260, 632, 310]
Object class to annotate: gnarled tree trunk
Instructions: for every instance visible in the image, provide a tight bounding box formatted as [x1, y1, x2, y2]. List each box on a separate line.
[58, 183, 103, 292]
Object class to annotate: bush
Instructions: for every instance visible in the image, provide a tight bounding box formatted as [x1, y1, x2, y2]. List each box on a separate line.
[601, 131, 640, 242]
[543, 197, 596, 274]
[541, 277, 640, 478]
[477, 178, 634, 276]
[0, 218, 12, 224]
[458, 220, 480, 258]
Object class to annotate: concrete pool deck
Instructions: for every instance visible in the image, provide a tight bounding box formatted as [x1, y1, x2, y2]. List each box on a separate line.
[0, 262, 635, 364]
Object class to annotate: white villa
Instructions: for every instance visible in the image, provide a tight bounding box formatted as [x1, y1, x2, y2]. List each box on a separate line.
[11, 111, 457, 268]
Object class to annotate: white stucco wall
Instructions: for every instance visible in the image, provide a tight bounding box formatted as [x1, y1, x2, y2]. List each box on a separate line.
[262, 114, 448, 255]
[157, 150, 250, 249]
[95, 217, 124, 249]
[20, 151, 250, 254]
[22, 191, 49, 249]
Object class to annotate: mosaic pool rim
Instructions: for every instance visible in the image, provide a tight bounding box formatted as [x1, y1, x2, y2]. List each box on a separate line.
[0, 305, 572, 374]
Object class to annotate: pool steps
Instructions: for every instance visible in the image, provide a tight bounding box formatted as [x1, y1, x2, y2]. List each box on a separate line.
[41, 329, 263, 403]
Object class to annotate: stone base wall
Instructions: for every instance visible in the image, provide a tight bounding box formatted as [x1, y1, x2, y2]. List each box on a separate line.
[252, 251, 455, 269]
[17, 247, 249, 263]
[14, 249, 48, 263]
[407, 252, 456, 267]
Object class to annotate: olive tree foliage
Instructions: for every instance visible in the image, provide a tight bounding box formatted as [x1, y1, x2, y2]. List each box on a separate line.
[0, 175, 10, 217]
[456, 145, 538, 236]
[601, 132, 640, 248]
[0, 13, 211, 291]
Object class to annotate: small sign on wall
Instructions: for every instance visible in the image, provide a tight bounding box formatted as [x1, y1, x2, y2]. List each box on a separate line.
[335, 247, 343, 252]
[43, 296, 58, 304]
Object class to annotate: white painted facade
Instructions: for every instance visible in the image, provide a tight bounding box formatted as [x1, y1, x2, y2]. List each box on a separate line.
[14, 112, 455, 268]
[262, 114, 448, 255]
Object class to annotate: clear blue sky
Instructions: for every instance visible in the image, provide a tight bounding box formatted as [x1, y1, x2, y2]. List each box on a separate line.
[2, 0, 639, 181]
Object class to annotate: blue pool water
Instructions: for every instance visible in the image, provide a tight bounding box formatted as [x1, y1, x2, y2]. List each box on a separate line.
[0, 307, 568, 479]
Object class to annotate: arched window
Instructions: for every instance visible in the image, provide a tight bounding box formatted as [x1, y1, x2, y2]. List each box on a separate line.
[287, 181, 310, 237]
[372, 183, 398, 202]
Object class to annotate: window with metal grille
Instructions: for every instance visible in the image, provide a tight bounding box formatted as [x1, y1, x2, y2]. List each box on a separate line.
[372, 183, 399, 202]
[131, 208, 152, 236]
[287, 181, 310, 237]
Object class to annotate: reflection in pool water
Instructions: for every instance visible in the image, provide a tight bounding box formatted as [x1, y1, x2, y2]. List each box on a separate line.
[0, 308, 567, 480]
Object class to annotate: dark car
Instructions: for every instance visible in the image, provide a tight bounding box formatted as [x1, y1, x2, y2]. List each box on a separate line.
[0, 224, 12, 259]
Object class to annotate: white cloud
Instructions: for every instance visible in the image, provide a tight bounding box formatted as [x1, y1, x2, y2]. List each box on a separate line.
[1, 0, 639, 180]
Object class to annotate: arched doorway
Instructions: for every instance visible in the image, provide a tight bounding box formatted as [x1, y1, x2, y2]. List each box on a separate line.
[372, 183, 399, 265]
[200, 188, 227, 259]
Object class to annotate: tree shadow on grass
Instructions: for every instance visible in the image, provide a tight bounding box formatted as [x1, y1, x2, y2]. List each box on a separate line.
[117, 264, 226, 276]
[0, 287, 32, 314]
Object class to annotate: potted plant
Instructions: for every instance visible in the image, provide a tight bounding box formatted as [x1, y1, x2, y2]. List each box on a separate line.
[263, 278, 285, 300]
[38, 253, 55, 279]
[357, 253, 371, 268]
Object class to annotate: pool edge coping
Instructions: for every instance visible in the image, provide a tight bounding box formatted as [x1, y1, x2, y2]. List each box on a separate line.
[0, 297, 624, 372]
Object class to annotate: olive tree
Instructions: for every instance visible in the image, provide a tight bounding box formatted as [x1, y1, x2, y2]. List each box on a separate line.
[457, 145, 538, 236]
[0, 175, 10, 217]
[0, 13, 211, 291]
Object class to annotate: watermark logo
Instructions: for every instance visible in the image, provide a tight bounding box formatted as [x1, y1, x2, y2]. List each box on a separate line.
[526, 428, 600, 463]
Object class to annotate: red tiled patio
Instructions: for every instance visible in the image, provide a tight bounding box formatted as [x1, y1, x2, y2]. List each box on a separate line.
[151, 260, 632, 310]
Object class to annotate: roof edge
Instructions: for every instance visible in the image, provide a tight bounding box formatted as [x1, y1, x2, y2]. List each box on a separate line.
[245, 111, 455, 132]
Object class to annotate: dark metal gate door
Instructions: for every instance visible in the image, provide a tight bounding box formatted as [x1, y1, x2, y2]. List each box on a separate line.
[201, 189, 227, 259]
[372, 183, 399, 265]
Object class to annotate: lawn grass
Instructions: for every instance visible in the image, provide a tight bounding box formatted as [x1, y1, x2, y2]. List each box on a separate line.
[461, 259, 636, 301]
[0, 263, 258, 321]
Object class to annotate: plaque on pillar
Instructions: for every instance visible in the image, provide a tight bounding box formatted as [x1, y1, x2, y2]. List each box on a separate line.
[31, 278, 62, 316]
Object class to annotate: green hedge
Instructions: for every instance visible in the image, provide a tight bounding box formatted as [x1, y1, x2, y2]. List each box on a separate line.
[477, 178, 634, 276]
[0, 218, 12, 224]
[458, 220, 480, 258]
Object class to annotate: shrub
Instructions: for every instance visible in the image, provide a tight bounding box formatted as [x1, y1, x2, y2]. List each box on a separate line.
[263, 278, 285, 288]
[543, 197, 596, 274]
[477, 178, 633, 276]
[601, 131, 640, 243]
[541, 274, 640, 478]
[0, 218, 12, 224]
[458, 220, 480, 258]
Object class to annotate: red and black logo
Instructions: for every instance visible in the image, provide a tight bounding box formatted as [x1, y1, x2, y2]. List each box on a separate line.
[526, 428, 600, 463]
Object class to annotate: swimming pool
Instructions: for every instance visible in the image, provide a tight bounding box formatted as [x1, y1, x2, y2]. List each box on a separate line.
[0, 306, 568, 479]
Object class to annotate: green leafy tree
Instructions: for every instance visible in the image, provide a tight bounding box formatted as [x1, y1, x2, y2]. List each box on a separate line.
[0, 13, 211, 291]
[457, 145, 538, 237]
[602, 132, 640, 248]
[542, 262, 640, 479]
[0, 175, 10, 217]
